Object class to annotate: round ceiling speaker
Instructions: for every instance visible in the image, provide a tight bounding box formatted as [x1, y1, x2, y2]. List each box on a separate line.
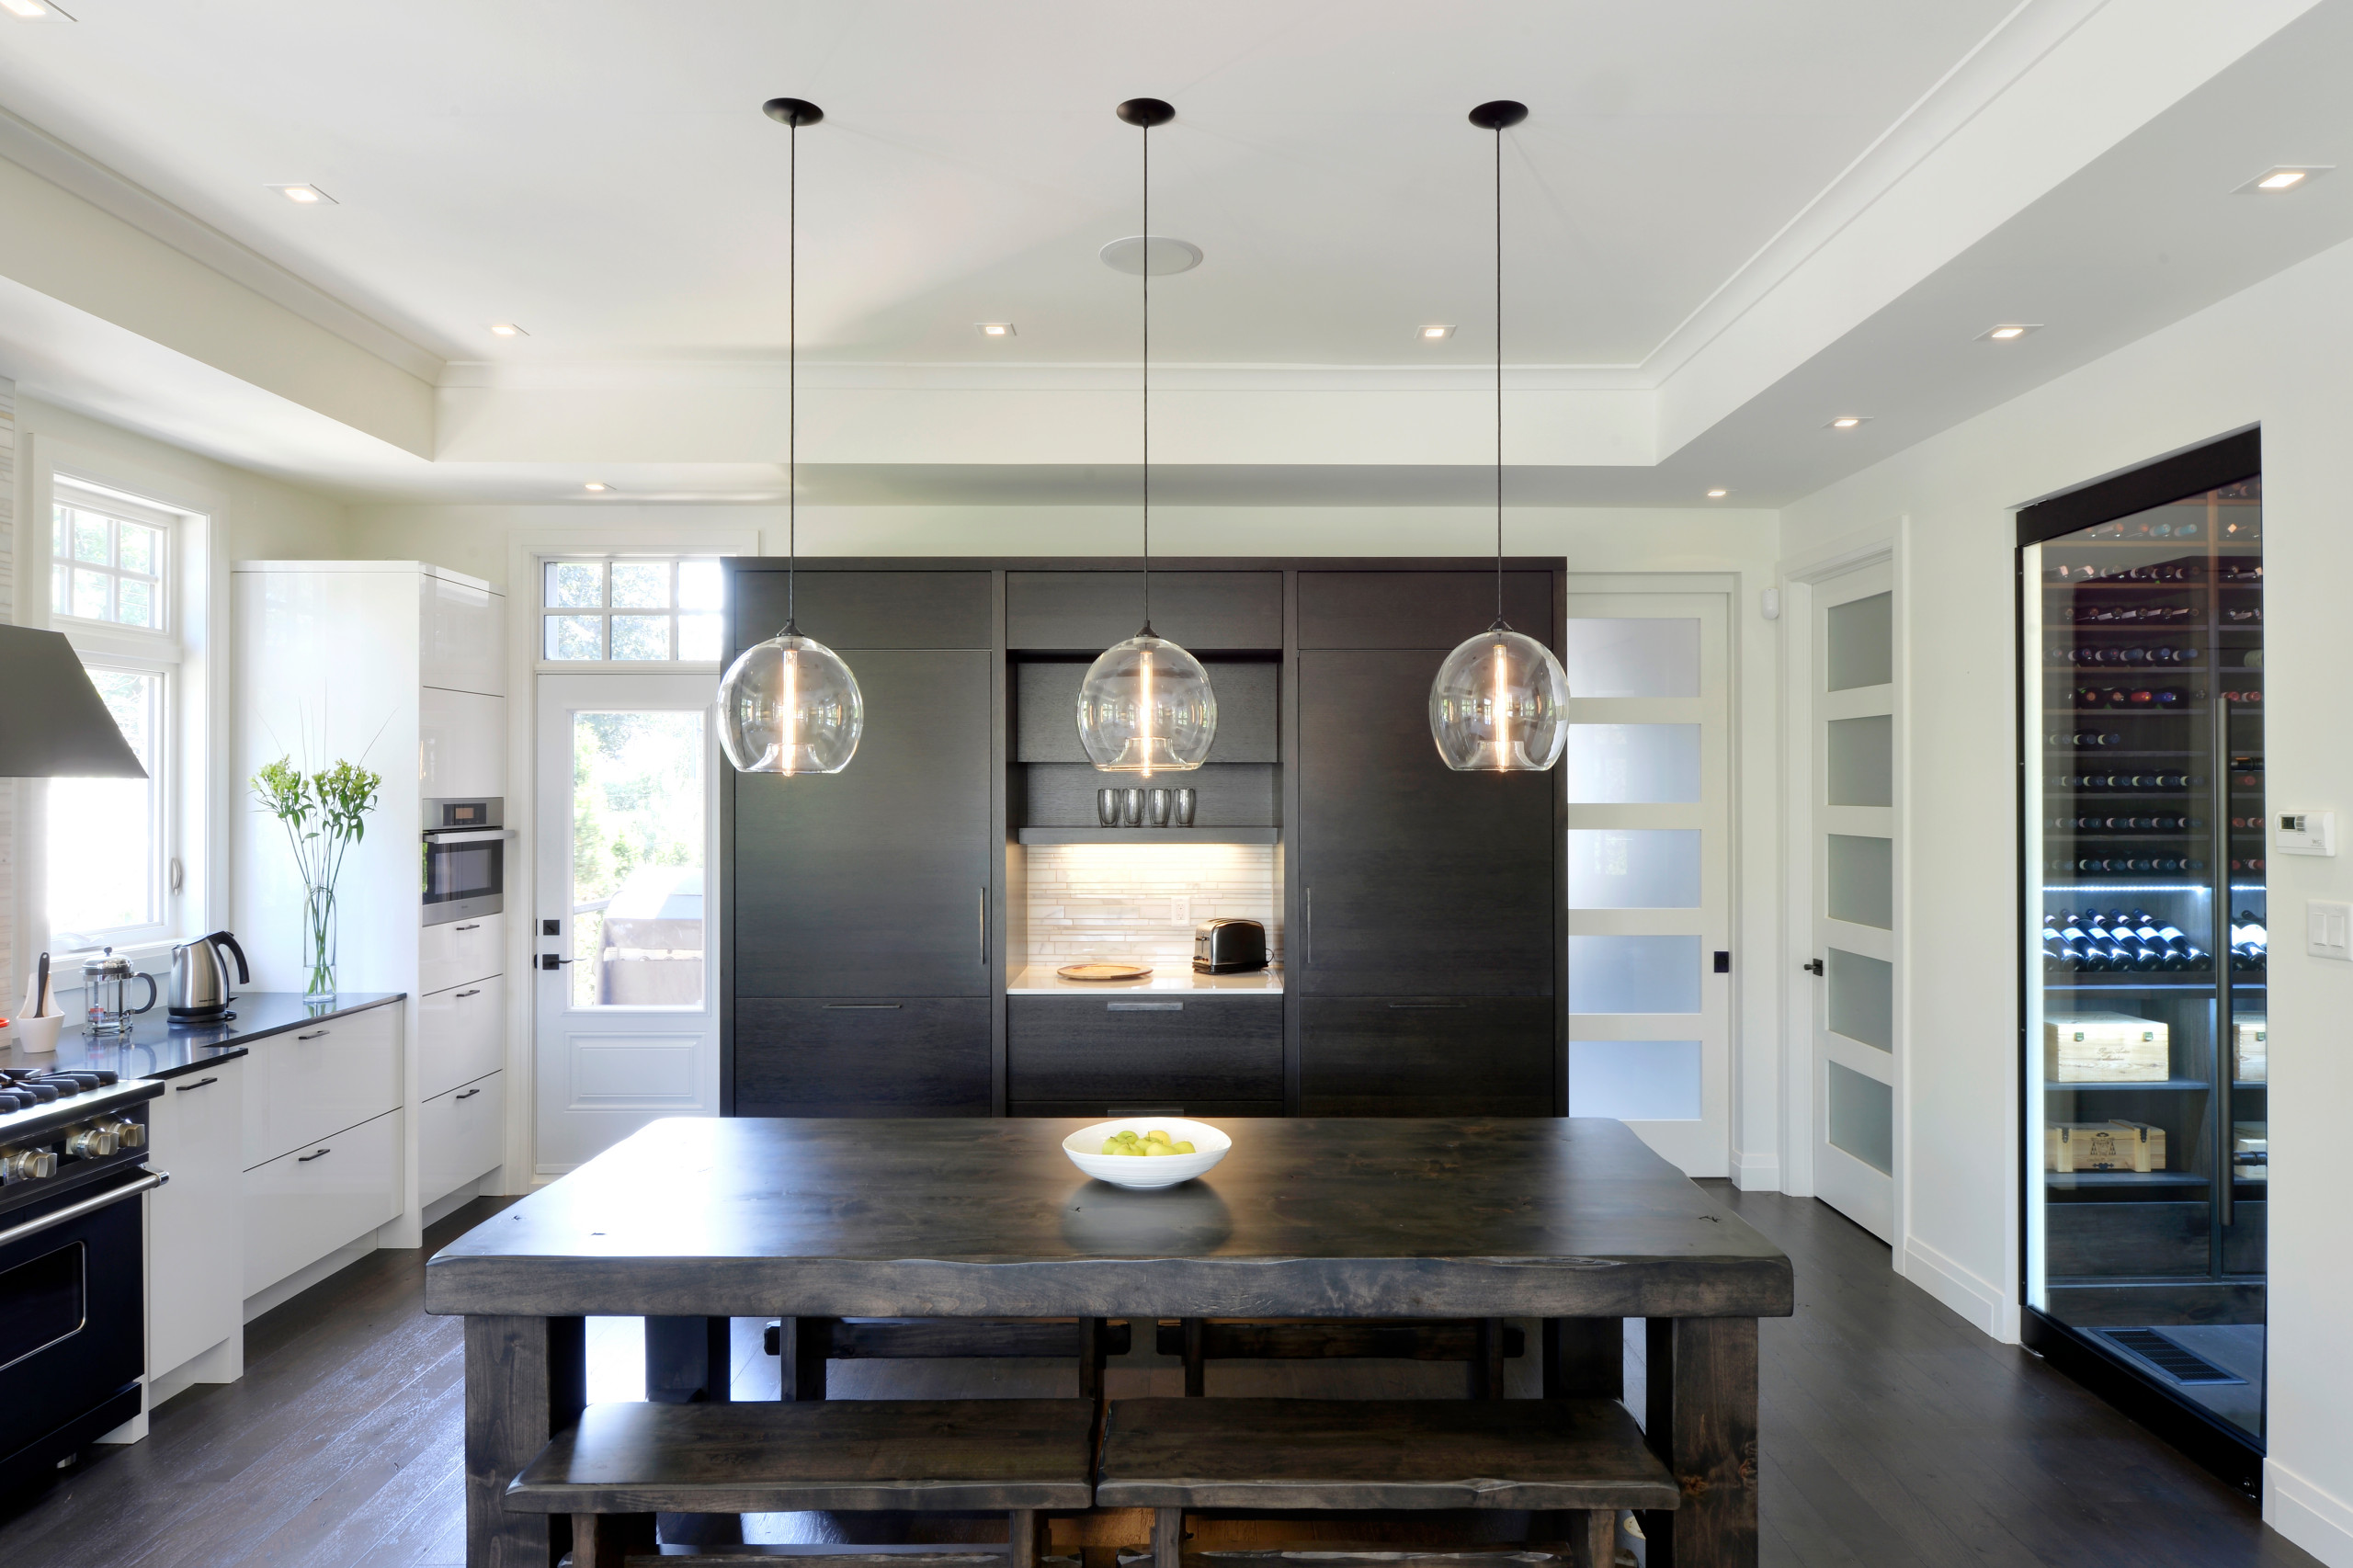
[1098, 235, 1204, 276]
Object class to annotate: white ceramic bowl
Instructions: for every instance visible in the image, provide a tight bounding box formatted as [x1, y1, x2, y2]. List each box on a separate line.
[11, 1014, 62, 1055]
[1062, 1117, 1232, 1189]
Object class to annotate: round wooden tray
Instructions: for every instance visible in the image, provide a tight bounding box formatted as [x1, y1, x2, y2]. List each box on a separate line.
[1056, 962, 1153, 982]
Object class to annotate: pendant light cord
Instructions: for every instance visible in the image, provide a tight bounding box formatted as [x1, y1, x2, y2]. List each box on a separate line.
[1492, 117, 1505, 630]
[1141, 118, 1153, 636]
[787, 114, 798, 633]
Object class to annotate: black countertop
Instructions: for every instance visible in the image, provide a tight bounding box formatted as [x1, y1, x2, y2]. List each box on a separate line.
[1, 991, 405, 1084]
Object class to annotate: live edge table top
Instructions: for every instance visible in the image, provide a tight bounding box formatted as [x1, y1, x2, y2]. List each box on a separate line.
[425, 1116, 1792, 1322]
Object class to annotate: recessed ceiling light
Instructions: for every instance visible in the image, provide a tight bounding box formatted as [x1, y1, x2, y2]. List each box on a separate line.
[1706, 489, 1729, 499]
[1979, 323, 2042, 341]
[2236, 165, 2331, 194]
[488, 323, 528, 338]
[0, 0, 73, 19]
[267, 184, 336, 206]
[1827, 415, 1870, 429]
[1419, 324, 1455, 340]
[976, 322, 1016, 337]
[583, 482, 608, 493]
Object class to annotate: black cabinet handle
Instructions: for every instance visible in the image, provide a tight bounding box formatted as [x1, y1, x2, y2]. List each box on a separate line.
[1108, 1002, 1183, 1013]
[457, 989, 483, 999]
[1302, 888, 1312, 965]
[298, 1147, 332, 1163]
[1389, 1001, 1471, 1010]
[823, 1003, 902, 1010]
[455, 1087, 483, 1100]
[297, 1029, 331, 1040]
[455, 923, 482, 932]
[173, 1076, 220, 1092]
[979, 888, 988, 966]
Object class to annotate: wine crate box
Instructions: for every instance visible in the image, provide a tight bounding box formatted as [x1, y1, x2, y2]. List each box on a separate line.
[2234, 1017, 2267, 1084]
[2044, 1012, 2170, 1082]
[2234, 1120, 2268, 1182]
[2046, 1119, 2168, 1173]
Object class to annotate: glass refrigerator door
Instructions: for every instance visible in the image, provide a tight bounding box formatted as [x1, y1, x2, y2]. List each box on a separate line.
[2025, 479, 2265, 1447]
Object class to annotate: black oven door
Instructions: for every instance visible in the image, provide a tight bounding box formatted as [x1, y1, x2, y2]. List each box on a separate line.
[0, 1172, 150, 1488]
[423, 829, 506, 926]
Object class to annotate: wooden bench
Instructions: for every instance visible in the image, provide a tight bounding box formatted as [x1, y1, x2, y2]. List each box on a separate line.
[1095, 1399, 1677, 1568]
[505, 1398, 1097, 1568]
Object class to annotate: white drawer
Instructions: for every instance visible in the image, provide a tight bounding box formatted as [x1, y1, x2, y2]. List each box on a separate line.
[242, 1004, 401, 1168]
[420, 1071, 504, 1205]
[147, 1060, 245, 1377]
[242, 1107, 401, 1296]
[420, 973, 506, 1100]
[422, 911, 504, 994]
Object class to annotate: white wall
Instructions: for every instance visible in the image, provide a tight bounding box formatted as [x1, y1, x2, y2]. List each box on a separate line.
[1780, 231, 2353, 1565]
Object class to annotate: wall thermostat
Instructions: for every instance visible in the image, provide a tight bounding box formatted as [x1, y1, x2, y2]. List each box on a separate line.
[2277, 811, 2336, 856]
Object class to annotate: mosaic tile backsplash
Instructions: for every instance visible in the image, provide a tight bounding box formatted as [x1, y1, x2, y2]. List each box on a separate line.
[1024, 844, 1282, 969]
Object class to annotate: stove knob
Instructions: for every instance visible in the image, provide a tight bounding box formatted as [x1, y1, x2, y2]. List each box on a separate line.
[100, 1117, 146, 1149]
[0, 1147, 57, 1182]
[64, 1123, 119, 1158]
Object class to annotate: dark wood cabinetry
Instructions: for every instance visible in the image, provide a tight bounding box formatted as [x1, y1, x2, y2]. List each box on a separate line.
[725, 558, 1563, 1121]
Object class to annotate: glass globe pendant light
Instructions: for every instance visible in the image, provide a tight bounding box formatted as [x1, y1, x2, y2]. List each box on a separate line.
[1076, 97, 1217, 776]
[718, 97, 864, 777]
[1429, 100, 1568, 773]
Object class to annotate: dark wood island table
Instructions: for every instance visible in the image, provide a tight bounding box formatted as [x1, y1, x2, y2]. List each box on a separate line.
[426, 1117, 1793, 1568]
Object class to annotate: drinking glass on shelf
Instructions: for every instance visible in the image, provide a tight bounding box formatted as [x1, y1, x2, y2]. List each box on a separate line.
[1146, 789, 1172, 827]
[1120, 789, 1145, 827]
[1097, 788, 1122, 828]
[1173, 788, 1197, 827]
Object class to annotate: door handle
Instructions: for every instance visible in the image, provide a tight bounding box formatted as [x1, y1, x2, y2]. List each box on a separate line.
[1302, 888, 1312, 965]
[173, 1076, 220, 1093]
[298, 1147, 332, 1163]
[1108, 1002, 1183, 1013]
[297, 1028, 331, 1040]
[1802, 959, 1824, 976]
[540, 955, 575, 971]
[980, 887, 988, 966]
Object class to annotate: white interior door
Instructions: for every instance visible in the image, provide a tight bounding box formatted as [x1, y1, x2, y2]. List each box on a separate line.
[1561, 589, 1732, 1176]
[1810, 562, 1900, 1239]
[533, 672, 720, 1176]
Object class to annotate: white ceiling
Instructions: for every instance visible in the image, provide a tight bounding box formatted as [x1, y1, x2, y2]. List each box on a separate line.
[0, 0, 2014, 369]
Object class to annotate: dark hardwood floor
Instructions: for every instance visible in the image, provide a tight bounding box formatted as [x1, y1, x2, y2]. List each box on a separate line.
[0, 1187, 2318, 1567]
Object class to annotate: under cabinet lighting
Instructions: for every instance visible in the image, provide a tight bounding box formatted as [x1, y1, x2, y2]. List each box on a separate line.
[1419, 324, 1455, 340]
[267, 184, 336, 205]
[1706, 489, 1729, 499]
[489, 323, 528, 337]
[1827, 415, 1870, 430]
[976, 322, 1016, 337]
[2237, 165, 2331, 194]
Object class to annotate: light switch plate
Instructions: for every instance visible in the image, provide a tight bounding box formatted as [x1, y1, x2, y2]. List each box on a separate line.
[2277, 811, 2336, 856]
[2307, 900, 2352, 960]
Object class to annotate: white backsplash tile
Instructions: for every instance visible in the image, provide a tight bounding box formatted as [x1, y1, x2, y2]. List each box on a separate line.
[1024, 844, 1280, 969]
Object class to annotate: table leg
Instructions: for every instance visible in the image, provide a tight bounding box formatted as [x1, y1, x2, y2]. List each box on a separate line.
[1542, 1318, 1624, 1400]
[1640, 1317, 1758, 1568]
[779, 1316, 832, 1401]
[645, 1315, 733, 1403]
[465, 1313, 585, 1568]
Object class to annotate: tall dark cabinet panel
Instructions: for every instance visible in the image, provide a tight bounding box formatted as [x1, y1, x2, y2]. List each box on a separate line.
[726, 568, 995, 1117]
[1292, 571, 1563, 1116]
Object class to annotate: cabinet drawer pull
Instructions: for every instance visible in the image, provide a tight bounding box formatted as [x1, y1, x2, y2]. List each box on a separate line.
[297, 1029, 331, 1040]
[298, 1147, 332, 1163]
[823, 1003, 903, 1010]
[1108, 1002, 1183, 1012]
[456, 989, 483, 998]
[455, 1087, 483, 1100]
[173, 1076, 220, 1092]
[1388, 1001, 1471, 1010]
[454, 923, 482, 931]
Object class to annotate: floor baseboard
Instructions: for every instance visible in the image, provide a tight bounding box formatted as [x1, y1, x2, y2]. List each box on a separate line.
[2268, 1459, 2353, 1568]
[1901, 1233, 2010, 1340]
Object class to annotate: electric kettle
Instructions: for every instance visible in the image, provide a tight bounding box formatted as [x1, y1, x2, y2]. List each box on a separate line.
[169, 929, 249, 1021]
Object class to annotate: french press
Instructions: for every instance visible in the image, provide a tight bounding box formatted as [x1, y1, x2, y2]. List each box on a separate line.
[83, 948, 158, 1037]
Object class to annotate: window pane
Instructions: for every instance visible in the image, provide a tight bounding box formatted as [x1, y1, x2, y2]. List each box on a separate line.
[118, 577, 154, 629]
[677, 613, 722, 662]
[1561, 618, 1699, 698]
[546, 561, 605, 608]
[1569, 828, 1701, 908]
[118, 523, 156, 575]
[1571, 1040, 1701, 1120]
[1827, 1061, 1894, 1174]
[1826, 714, 1893, 806]
[609, 615, 670, 660]
[1826, 948, 1893, 1051]
[51, 562, 68, 617]
[52, 504, 69, 556]
[677, 560, 723, 610]
[609, 562, 669, 608]
[1826, 833, 1893, 928]
[50, 666, 158, 940]
[73, 515, 109, 565]
[1567, 723, 1699, 803]
[73, 568, 111, 621]
[572, 710, 706, 1008]
[1568, 935, 1700, 1014]
[1826, 592, 1893, 691]
[546, 615, 604, 660]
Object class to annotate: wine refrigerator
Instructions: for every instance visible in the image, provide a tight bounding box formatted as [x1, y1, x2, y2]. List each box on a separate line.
[2018, 430, 2266, 1485]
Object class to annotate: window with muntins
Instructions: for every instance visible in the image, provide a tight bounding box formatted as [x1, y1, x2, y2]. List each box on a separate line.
[541, 558, 722, 664]
[52, 496, 167, 632]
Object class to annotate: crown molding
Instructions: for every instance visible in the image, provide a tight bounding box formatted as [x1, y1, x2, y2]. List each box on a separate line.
[436, 358, 1645, 394]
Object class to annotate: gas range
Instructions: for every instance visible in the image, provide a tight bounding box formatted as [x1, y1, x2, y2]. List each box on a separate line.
[0, 1066, 162, 1216]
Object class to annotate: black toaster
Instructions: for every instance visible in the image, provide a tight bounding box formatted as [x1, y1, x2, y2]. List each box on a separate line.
[1192, 917, 1267, 973]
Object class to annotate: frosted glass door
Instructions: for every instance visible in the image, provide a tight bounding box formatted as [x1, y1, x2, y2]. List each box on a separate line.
[1563, 589, 1731, 1176]
[1810, 562, 1899, 1241]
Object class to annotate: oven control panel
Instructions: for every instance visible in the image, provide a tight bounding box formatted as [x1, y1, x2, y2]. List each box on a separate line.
[0, 1070, 159, 1210]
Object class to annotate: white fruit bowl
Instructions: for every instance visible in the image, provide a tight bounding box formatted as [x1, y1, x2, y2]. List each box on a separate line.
[1062, 1117, 1232, 1189]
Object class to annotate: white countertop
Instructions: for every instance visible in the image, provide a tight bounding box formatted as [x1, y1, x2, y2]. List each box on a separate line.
[1008, 964, 1284, 995]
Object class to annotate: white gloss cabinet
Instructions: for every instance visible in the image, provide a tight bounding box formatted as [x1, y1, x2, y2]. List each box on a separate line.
[421, 911, 504, 996]
[420, 1072, 504, 1203]
[421, 687, 506, 798]
[242, 1108, 404, 1297]
[422, 572, 504, 696]
[241, 1004, 401, 1168]
[419, 975, 506, 1101]
[147, 1061, 245, 1381]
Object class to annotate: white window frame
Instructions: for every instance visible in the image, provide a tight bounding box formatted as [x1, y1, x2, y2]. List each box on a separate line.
[51, 484, 174, 640]
[537, 556, 725, 672]
[49, 653, 176, 951]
